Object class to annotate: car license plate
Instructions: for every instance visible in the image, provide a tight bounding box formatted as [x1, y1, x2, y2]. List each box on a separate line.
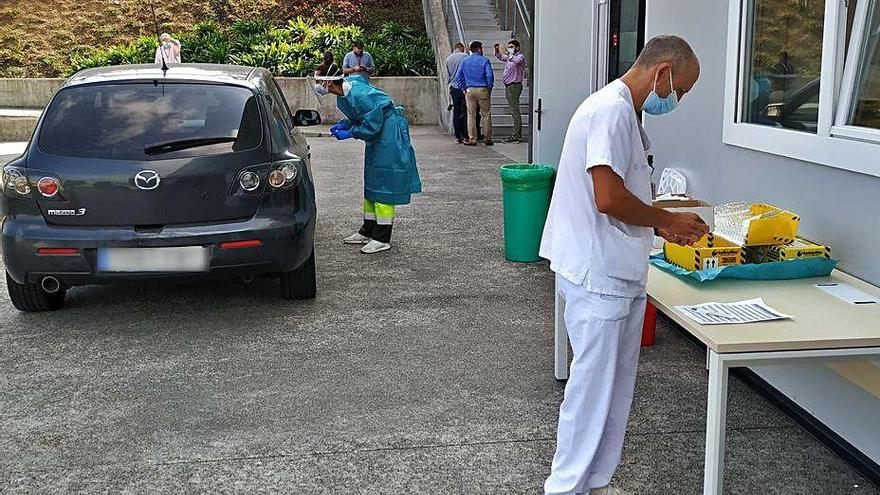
[97, 247, 210, 273]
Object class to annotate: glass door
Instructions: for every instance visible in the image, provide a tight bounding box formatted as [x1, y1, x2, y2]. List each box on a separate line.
[607, 0, 646, 82]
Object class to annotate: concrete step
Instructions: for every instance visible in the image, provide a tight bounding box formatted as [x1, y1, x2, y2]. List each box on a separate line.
[490, 126, 531, 141]
[463, 22, 501, 30]
[0, 108, 41, 142]
[458, 11, 496, 20]
[458, 8, 495, 17]
[457, 0, 494, 7]
[466, 30, 513, 40]
[492, 99, 529, 110]
[490, 113, 531, 126]
[491, 104, 531, 115]
[462, 19, 499, 26]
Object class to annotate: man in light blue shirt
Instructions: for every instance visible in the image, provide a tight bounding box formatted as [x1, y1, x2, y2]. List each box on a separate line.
[342, 41, 376, 81]
[445, 42, 469, 143]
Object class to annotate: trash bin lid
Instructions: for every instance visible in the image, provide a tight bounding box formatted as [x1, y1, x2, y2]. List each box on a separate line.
[499, 164, 555, 189]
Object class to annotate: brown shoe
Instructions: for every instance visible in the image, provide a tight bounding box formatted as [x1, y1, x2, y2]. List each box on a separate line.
[462, 140, 477, 146]
[484, 139, 494, 146]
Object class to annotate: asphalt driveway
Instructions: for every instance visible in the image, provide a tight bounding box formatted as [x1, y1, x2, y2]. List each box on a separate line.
[1, 129, 876, 494]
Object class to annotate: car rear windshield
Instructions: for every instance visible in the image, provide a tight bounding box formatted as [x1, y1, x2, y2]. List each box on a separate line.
[38, 83, 263, 160]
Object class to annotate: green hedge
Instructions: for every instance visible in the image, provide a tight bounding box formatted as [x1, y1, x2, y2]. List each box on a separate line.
[69, 19, 435, 77]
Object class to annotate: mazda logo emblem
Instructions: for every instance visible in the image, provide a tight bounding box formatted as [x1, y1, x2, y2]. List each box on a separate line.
[134, 170, 161, 190]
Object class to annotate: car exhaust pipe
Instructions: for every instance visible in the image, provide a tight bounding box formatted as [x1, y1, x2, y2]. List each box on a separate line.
[41, 276, 61, 294]
[242, 275, 255, 284]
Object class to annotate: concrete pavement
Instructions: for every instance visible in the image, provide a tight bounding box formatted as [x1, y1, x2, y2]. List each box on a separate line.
[1, 128, 877, 493]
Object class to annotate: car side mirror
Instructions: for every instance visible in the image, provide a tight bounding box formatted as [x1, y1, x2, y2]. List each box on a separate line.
[293, 109, 322, 127]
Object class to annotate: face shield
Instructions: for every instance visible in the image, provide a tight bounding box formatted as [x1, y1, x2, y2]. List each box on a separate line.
[312, 73, 345, 97]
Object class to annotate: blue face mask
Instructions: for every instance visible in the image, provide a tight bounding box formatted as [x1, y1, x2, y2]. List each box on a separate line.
[642, 69, 679, 116]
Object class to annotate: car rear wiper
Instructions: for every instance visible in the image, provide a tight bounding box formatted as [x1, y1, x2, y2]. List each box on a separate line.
[144, 137, 237, 155]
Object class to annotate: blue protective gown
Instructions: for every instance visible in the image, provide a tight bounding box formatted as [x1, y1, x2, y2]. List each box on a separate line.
[337, 76, 422, 205]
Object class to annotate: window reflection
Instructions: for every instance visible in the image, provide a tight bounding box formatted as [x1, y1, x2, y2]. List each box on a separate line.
[742, 0, 825, 133]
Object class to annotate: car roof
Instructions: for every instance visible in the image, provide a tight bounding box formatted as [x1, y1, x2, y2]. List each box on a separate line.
[64, 64, 266, 89]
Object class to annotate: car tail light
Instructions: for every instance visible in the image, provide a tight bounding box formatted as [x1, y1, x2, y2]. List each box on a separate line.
[2, 167, 30, 197]
[266, 159, 302, 192]
[239, 171, 260, 192]
[267, 170, 285, 188]
[220, 240, 263, 249]
[37, 177, 59, 197]
[37, 248, 78, 256]
[279, 162, 298, 181]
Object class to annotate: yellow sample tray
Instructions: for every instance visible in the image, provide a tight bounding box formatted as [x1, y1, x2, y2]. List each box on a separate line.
[744, 237, 832, 264]
[665, 234, 744, 271]
[742, 203, 801, 246]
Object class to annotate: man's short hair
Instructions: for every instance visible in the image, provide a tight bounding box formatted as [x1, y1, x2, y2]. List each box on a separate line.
[352, 41, 364, 50]
[455, 42, 465, 50]
[469, 40, 483, 52]
[508, 39, 520, 49]
[634, 35, 696, 72]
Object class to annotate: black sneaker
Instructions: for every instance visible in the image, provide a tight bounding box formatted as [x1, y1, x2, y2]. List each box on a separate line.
[484, 139, 494, 146]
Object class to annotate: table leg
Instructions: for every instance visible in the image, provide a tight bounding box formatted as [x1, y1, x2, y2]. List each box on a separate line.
[554, 282, 568, 380]
[704, 350, 729, 495]
[641, 301, 657, 347]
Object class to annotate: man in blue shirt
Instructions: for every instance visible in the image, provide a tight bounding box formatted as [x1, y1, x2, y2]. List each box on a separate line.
[342, 41, 376, 82]
[453, 41, 495, 146]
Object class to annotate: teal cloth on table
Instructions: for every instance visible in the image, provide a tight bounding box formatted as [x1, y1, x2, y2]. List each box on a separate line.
[649, 254, 838, 282]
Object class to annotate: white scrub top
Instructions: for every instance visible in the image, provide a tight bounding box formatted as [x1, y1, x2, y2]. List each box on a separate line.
[539, 79, 653, 298]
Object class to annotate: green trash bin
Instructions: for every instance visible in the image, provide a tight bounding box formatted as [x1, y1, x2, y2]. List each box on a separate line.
[499, 164, 555, 262]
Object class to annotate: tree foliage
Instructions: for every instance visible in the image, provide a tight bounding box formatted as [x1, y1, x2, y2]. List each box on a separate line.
[69, 18, 435, 77]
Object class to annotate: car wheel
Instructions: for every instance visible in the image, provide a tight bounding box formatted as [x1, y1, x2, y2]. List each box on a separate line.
[5, 272, 66, 311]
[280, 250, 317, 300]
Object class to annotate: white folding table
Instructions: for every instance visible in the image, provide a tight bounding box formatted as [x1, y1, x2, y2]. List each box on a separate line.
[553, 265, 880, 494]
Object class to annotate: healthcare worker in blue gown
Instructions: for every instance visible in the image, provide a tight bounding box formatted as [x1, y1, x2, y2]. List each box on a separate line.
[313, 63, 422, 254]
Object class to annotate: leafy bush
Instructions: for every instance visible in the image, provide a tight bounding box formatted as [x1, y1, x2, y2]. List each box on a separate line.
[66, 18, 435, 78]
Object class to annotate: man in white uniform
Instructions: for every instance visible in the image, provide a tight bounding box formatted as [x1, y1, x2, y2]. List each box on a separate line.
[540, 35, 709, 495]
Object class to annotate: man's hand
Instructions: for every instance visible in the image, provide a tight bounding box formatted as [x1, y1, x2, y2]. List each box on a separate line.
[590, 166, 710, 243]
[659, 213, 709, 246]
[657, 228, 692, 247]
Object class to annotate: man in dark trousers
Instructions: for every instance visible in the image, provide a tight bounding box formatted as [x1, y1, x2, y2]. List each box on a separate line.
[445, 42, 468, 143]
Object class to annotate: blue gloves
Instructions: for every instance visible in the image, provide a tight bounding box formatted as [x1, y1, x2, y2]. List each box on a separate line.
[332, 128, 353, 140]
[330, 121, 353, 140]
[330, 121, 352, 134]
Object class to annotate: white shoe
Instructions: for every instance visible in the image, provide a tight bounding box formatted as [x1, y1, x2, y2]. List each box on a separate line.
[590, 485, 633, 495]
[360, 240, 391, 254]
[343, 232, 371, 245]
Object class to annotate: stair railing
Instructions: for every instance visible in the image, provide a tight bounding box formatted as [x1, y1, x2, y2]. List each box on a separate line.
[496, 0, 532, 41]
[444, 0, 467, 46]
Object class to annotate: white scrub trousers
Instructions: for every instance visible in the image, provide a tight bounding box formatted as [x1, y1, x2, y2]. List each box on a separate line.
[545, 274, 647, 495]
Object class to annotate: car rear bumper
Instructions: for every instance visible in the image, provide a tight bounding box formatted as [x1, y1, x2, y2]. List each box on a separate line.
[2, 210, 315, 286]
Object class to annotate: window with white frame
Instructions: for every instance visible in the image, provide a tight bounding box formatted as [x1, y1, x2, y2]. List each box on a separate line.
[741, 0, 827, 133]
[837, 0, 880, 133]
[724, 0, 880, 177]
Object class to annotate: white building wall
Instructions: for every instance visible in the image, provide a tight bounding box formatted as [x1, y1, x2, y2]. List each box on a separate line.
[643, 0, 880, 461]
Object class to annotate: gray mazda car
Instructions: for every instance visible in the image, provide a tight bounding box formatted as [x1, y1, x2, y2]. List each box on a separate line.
[1, 64, 321, 311]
